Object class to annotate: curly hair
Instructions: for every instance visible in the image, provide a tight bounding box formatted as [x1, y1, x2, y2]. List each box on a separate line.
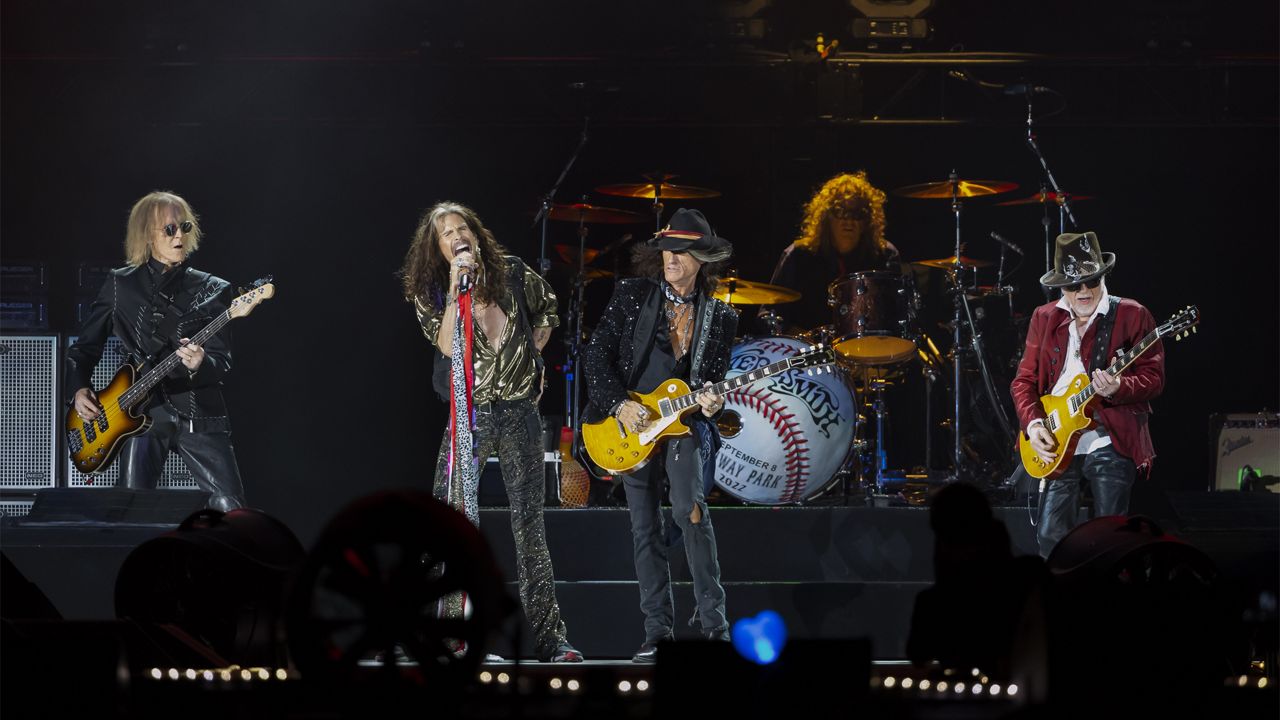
[795, 171, 888, 256]
[400, 202, 509, 311]
[124, 191, 201, 267]
[629, 243, 728, 296]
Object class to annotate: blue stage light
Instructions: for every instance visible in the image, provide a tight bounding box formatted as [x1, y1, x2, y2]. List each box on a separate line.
[731, 610, 787, 665]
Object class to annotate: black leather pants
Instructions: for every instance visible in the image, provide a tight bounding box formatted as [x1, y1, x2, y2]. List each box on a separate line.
[1036, 444, 1135, 559]
[118, 405, 246, 512]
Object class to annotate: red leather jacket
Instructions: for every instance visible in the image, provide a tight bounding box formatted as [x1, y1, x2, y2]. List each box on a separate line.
[1011, 296, 1165, 470]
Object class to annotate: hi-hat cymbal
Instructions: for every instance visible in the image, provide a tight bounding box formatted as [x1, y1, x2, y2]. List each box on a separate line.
[544, 202, 648, 224]
[912, 255, 993, 269]
[995, 191, 1096, 207]
[893, 179, 1019, 199]
[711, 278, 800, 305]
[596, 173, 721, 200]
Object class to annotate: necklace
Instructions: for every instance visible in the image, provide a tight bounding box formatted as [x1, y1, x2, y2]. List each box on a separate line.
[665, 300, 693, 359]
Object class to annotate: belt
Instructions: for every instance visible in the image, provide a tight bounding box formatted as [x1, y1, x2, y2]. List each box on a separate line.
[473, 397, 531, 416]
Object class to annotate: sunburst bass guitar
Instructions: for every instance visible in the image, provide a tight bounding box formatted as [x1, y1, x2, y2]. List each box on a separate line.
[66, 279, 275, 475]
[581, 344, 835, 475]
[1019, 305, 1198, 480]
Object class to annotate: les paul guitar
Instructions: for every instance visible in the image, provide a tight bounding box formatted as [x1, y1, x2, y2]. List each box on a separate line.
[581, 344, 835, 475]
[1019, 305, 1199, 480]
[66, 279, 275, 475]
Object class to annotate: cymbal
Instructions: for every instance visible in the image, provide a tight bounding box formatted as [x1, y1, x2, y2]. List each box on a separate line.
[553, 244, 601, 265]
[711, 278, 800, 305]
[552, 262, 613, 281]
[893, 179, 1019, 199]
[544, 202, 648, 224]
[995, 191, 1095, 207]
[595, 173, 721, 200]
[912, 255, 993, 269]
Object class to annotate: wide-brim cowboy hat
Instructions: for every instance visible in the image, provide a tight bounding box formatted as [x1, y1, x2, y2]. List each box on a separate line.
[1039, 231, 1116, 288]
[648, 208, 733, 263]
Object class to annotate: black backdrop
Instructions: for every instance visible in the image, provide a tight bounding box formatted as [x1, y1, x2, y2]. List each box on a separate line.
[4, 2, 1277, 546]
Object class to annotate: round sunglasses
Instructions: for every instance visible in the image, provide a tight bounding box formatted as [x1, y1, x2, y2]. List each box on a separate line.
[163, 221, 194, 237]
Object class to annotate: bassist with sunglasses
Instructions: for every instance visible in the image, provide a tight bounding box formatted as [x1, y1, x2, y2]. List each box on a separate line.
[66, 191, 246, 511]
[1010, 232, 1165, 558]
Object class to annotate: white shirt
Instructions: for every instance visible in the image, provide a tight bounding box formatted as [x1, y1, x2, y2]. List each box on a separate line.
[1031, 291, 1113, 455]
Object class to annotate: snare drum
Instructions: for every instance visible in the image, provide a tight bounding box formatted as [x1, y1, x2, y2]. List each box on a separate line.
[713, 336, 858, 505]
[828, 271, 917, 364]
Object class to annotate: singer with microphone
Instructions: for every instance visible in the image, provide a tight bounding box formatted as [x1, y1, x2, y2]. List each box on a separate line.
[1009, 231, 1164, 559]
[400, 201, 582, 663]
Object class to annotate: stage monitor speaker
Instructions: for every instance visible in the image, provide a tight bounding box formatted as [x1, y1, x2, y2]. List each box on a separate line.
[1210, 412, 1279, 493]
[12, 488, 210, 527]
[64, 336, 197, 490]
[0, 335, 57, 491]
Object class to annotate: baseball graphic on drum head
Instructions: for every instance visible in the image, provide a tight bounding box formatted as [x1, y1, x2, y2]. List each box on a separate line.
[714, 337, 857, 505]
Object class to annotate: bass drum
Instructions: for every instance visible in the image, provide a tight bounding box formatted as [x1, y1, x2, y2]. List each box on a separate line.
[713, 337, 858, 505]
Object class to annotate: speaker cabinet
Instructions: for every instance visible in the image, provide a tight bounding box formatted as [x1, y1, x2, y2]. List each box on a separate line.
[0, 335, 57, 490]
[65, 336, 196, 490]
[1211, 412, 1279, 492]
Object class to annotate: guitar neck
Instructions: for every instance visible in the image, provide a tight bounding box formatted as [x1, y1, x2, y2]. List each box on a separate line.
[118, 310, 231, 410]
[1069, 326, 1160, 411]
[666, 355, 803, 413]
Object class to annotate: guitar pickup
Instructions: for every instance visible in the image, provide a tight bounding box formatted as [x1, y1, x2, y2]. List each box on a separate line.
[96, 414, 109, 432]
[83, 422, 97, 443]
[67, 430, 83, 454]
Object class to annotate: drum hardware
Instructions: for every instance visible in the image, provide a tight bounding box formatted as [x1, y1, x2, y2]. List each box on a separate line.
[1019, 86, 1083, 296]
[595, 172, 721, 231]
[911, 255, 993, 270]
[892, 178, 1018, 199]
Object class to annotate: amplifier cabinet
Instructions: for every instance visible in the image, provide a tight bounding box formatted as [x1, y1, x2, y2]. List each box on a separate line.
[1211, 412, 1280, 493]
[64, 336, 197, 490]
[0, 335, 58, 490]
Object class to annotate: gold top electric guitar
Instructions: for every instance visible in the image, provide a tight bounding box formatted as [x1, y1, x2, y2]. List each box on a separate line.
[581, 344, 835, 475]
[1019, 305, 1198, 480]
[66, 279, 275, 475]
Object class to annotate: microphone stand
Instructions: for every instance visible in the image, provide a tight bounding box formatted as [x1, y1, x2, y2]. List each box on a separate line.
[1022, 90, 1078, 299]
[532, 116, 591, 277]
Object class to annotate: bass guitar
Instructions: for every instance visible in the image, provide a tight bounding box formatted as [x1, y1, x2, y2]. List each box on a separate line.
[1019, 305, 1198, 480]
[66, 279, 275, 475]
[581, 344, 835, 475]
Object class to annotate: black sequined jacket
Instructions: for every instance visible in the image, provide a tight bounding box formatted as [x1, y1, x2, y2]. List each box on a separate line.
[66, 260, 235, 431]
[582, 277, 738, 420]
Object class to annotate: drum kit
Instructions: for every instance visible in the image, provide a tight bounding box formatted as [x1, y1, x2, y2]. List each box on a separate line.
[542, 169, 1085, 506]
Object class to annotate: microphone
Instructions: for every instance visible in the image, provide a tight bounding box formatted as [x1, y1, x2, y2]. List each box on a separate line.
[990, 231, 1024, 256]
[454, 243, 474, 293]
[1003, 83, 1052, 96]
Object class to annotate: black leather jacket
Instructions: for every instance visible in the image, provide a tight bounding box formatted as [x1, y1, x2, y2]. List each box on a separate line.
[66, 260, 235, 431]
[582, 277, 738, 419]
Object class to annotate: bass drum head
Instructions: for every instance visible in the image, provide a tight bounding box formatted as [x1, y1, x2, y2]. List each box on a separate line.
[714, 337, 858, 505]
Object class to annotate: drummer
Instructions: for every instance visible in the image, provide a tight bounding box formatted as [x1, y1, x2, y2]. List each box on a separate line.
[760, 170, 901, 333]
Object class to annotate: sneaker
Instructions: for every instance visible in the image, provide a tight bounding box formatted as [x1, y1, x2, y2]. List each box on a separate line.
[541, 643, 584, 663]
[631, 634, 673, 664]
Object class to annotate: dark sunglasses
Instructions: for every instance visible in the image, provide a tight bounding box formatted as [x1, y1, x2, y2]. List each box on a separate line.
[831, 206, 870, 220]
[1062, 277, 1102, 293]
[163, 221, 194, 237]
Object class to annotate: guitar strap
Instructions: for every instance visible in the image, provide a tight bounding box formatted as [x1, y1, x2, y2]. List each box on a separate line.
[1088, 295, 1122, 374]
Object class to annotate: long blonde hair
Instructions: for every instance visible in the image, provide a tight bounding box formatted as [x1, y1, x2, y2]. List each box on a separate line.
[124, 191, 201, 266]
[795, 171, 887, 255]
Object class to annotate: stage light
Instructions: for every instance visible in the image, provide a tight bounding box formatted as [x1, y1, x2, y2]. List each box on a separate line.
[990, 684, 1001, 695]
[479, 671, 493, 683]
[901, 677, 913, 689]
[919, 679, 931, 690]
[1259, 678, 1269, 688]
[618, 680, 632, 693]
[567, 679, 581, 692]
[884, 676, 896, 688]
[937, 681, 948, 692]
[149, 668, 162, 680]
[239, 669, 252, 681]
[167, 668, 179, 680]
[203, 671, 214, 681]
[184, 669, 196, 680]
[636, 680, 650, 692]
[549, 678, 562, 689]
[275, 669, 287, 680]
[1007, 684, 1019, 696]
[972, 684, 983, 695]
[497, 672, 510, 684]
[955, 682, 966, 693]
[731, 610, 787, 665]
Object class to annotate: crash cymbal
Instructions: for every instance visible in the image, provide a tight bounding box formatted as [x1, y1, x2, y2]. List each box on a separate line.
[595, 173, 721, 200]
[544, 202, 648, 224]
[912, 255, 993, 269]
[995, 191, 1095, 207]
[711, 278, 800, 305]
[893, 179, 1019, 199]
[553, 244, 602, 265]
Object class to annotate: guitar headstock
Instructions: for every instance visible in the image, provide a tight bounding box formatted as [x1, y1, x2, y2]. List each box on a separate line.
[229, 277, 276, 319]
[795, 343, 838, 374]
[1157, 304, 1199, 342]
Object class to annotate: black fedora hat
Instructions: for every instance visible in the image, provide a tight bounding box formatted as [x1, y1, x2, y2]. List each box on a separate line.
[1040, 231, 1116, 289]
[648, 208, 733, 263]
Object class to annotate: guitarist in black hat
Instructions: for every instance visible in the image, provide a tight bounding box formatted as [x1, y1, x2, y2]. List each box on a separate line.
[1010, 232, 1165, 558]
[67, 191, 246, 511]
[582, 208, 737, 662]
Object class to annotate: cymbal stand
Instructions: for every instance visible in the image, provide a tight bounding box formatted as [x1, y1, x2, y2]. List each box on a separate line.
[531, 116, 591, 276]
[651, 182, 665, 232]
[1023, 90, 1078, 298]
[563, 212, 590, 434]
[947, 171, 970, 479]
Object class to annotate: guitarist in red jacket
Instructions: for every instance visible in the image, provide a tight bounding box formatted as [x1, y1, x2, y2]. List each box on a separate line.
[1010, 232, 1165, 558]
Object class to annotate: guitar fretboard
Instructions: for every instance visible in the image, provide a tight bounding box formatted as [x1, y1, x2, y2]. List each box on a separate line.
[117, 310, 232, 411]
[1067, 327, 1161, 413]
[664, 353, 817, 414]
